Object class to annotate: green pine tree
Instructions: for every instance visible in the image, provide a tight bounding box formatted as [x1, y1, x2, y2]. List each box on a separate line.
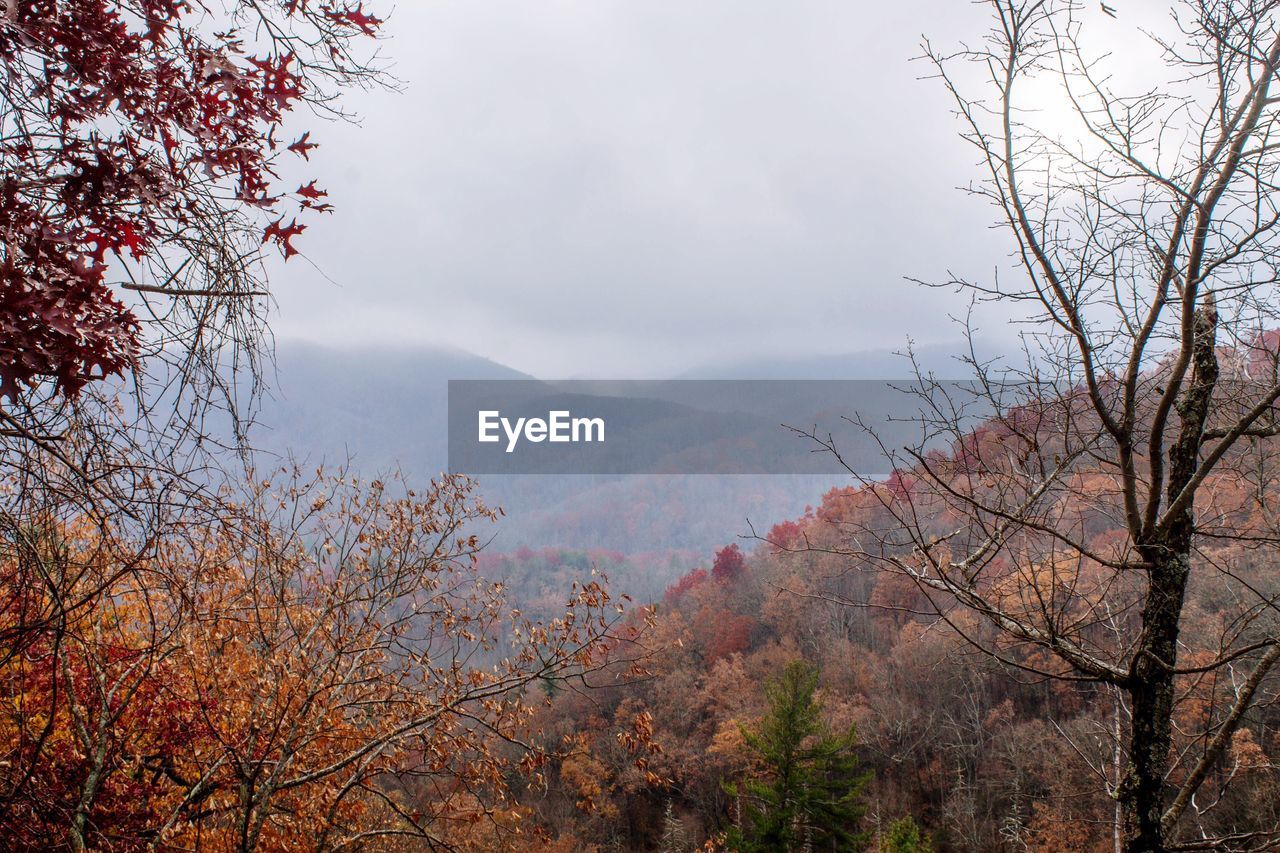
[724, 660, 870, 851]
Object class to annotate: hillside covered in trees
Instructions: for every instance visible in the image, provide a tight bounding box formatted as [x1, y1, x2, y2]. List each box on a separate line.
[508, 357, 1280, 850]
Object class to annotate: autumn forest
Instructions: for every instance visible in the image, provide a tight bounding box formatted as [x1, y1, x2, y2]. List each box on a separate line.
[4, 1, 1280, 851]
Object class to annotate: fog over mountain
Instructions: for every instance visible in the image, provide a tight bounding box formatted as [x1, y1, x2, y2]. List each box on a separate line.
[250, 340, 977, 555]
[677, 340, 995, 379]
[252, 340, 529, 475]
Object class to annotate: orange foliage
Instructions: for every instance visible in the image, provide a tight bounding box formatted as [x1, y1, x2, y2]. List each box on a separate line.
[0, 471, 645, 850]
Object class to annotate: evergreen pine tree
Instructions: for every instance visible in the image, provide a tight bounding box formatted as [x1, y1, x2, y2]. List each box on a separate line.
[724, 660, 870, 851]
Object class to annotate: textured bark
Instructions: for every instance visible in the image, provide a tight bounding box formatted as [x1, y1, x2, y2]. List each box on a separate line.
[1119, 301, 1219, 852]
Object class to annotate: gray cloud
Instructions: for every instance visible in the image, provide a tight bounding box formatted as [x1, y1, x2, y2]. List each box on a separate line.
[267, 0, 1085, 376]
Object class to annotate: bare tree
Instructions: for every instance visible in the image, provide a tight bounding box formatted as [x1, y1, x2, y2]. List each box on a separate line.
[797, 2, 1280, 850]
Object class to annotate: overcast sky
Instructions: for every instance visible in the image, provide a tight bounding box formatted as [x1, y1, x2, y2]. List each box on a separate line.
[266, 0, 1158, 377]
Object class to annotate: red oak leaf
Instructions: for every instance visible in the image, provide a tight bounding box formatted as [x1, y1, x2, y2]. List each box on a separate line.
[296, 181, 333, 212]
[118, 223, 147, 260]
[326, 4, 383, 36]
[263, 217, 306, 259]
[288, 132, 318, 160]
[296, 181, 327, 200]
[251, 53, 303, 108]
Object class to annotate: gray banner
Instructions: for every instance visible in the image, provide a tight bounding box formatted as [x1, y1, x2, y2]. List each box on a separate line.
[448, 380, 989, 475]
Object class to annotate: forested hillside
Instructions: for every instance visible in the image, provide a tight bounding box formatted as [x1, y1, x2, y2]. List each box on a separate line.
[255, 342, 847, 556]
[515, 367, 1280, 850]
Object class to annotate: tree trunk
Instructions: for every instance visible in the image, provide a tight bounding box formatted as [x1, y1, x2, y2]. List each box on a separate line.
[1119, 550, 1188, 852]
[1119, 299, 1219, 852]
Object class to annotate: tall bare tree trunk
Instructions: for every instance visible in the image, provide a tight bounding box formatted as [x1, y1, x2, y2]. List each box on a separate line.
[1120, 576, 1185, 852]
[1119, 302, 1218, 851]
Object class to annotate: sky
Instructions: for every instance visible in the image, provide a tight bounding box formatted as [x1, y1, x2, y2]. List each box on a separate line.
[266, 0, 1164, 378]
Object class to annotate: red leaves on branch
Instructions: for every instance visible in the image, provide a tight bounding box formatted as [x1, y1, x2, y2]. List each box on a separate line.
[264, 218, 307, 259]
[0, 216, 140, 401]
[0, 1, 381, 399]
[327, 4, 384, 35]
[249, 52, 304, 109]
[296, 181, 333, 212]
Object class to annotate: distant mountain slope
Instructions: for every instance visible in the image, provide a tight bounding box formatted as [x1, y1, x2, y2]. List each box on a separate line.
[678, 340, 990, 379]
[251, 342, 938, 557]
[252, 341, 529, 474]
